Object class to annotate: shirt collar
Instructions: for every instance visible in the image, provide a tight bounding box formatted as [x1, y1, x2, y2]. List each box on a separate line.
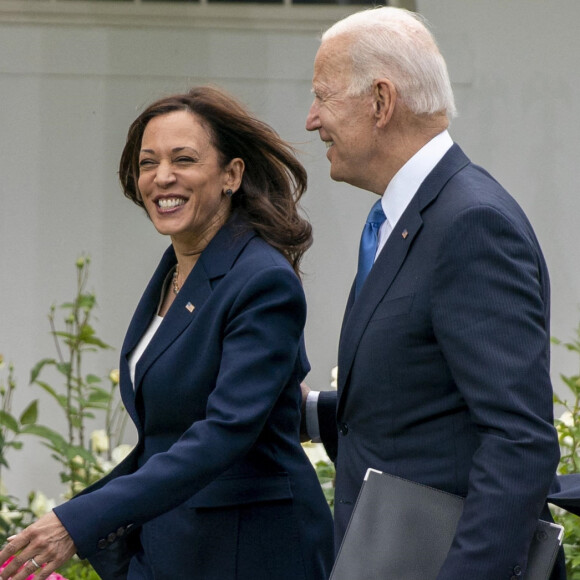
[380, 130, 453, 230]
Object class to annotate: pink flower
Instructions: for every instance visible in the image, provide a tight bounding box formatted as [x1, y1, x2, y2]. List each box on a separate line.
[0, 556, 68, 579]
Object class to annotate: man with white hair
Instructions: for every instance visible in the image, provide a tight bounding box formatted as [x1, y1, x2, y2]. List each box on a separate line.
[303, 7, 564, 579]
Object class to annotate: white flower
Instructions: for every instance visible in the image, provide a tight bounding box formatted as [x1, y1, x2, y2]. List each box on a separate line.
[98, 458, 115, 474]
[302, 442, 331, 467]
[29, 491, 56, 518]
[559, 411, 574, 427]
[111, 444, 133, 465]
[109, 369, 120, 385]
[330, 366, 338, 389]
[561, 435, 574, 448]
[90, 429, 110, 454]
[0, 506, 21, 523]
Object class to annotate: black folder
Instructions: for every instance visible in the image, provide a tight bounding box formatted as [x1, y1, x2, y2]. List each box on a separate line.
[330, 468, 563, 580]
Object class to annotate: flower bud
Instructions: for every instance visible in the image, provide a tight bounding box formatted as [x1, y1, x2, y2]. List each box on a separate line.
[91, 429, 110, 454]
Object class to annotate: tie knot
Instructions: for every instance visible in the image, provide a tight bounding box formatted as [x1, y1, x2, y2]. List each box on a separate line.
[366, 199, 387, 228]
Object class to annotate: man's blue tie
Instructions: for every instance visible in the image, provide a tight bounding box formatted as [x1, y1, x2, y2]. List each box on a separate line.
[355, 199, 387, 297]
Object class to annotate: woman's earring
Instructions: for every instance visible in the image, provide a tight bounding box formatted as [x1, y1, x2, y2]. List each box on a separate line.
[225, 189, 233, 198]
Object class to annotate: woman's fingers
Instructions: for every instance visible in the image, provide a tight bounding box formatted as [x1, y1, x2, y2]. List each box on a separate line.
[0, 512, 77, 580]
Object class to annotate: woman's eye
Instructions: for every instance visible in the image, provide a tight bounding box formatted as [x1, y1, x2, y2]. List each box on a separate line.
[139, 159, 155, 168]
[175, 156, 195, 164]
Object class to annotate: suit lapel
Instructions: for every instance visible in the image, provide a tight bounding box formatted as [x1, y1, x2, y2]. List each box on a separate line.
[119, 246, 176, 424]
[337, 144, 470, 412]
[123, 216, 256, 399]
[337, 207, 422, 414]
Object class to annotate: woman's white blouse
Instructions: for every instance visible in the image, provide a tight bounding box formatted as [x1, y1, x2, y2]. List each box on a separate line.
[128, 315, 163, 388]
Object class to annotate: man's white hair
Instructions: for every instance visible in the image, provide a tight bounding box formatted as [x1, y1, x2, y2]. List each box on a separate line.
[322, 7, 457, 119]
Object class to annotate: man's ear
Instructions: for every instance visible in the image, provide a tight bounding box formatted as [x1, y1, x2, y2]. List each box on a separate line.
[373, 79, 397, 128]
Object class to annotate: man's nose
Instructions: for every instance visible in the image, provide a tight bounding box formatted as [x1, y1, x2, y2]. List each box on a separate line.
[305, 101, 320, 132]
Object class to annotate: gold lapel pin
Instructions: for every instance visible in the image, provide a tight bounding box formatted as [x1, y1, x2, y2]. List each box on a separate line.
[185, 302, 195, 313]
[402, 229, 409, 239]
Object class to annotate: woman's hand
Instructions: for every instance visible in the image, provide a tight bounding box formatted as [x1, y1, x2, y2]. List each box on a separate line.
[0, 512, 76, 580]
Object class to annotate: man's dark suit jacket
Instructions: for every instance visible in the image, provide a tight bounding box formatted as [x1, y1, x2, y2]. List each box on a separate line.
[54, 216, 334, 580]
[318, 144, 563, 579]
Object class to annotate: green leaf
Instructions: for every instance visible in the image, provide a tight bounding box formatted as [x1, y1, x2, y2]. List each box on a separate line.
[56, 362, 72, 376]
[564, 339, 580, 353]
[70, 416, 83, 429]
[77, 294, 96, 309]
[83, 336, 113, 350]
[84, 403, 108, 412]
[85, 374, 102, 385]
[19, 400, 38, 425]
[87, 389, 112, 404]
[21, 424, 68, 450]
[53, 331, 77, 342]
[34, 381, 68, 408]
[33, 380, 58, 398]
[0, 410, 19, 433]
[65, 445, 96, 464]
[29, 358, 57, 384]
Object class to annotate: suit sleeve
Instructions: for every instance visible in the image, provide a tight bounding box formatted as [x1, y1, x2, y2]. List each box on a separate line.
[54, 265, 306, 559]
[317, 390, 338, 463]
[431, 204, 559, 579]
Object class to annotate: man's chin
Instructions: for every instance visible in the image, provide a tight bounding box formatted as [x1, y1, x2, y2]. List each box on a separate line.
[329, 166, 346, 184]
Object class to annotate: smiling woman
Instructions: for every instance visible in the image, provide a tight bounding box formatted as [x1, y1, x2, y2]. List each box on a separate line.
[0, 86, 333, 580]
[135, 109, 244, 316]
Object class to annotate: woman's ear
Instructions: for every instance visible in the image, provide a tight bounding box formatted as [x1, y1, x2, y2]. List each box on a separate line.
[225, 158, 245, 192]
[372, 78, 397, 128]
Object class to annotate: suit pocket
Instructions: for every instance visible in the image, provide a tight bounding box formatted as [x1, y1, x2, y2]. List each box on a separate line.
[186, 473, 294, 509]
[370, 294, 414, 321]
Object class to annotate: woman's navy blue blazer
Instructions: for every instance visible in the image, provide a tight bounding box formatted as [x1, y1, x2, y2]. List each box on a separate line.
[54, 215, 334, 579]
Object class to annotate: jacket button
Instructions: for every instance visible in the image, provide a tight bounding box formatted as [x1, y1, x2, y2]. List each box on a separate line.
[339, 422, 349, 435]
[97, 538, 107, 550]
[117, 526, 126, 537]
[513, 564, 523, 575]
[107, 532, 117, 543]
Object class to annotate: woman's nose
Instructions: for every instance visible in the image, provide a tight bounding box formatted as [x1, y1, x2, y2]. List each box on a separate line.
[154, 161, 176, 187]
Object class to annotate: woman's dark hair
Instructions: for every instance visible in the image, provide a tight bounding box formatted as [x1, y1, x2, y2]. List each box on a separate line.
[119, 86, 312, 277]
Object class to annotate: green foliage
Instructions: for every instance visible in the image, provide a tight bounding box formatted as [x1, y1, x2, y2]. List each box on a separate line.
[314, 459, 335, 512]
[58, 556, 102, 580]
[0, 493, 35, 544]
[27, 256, 125, 498]
[0, 360, 40, 473]
[552, 323, 580, 576]
[0, 257, 129, 579]
[0, 358, 46, 542]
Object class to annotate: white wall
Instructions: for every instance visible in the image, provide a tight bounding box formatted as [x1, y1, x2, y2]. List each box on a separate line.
[0, 0, 579, 501]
